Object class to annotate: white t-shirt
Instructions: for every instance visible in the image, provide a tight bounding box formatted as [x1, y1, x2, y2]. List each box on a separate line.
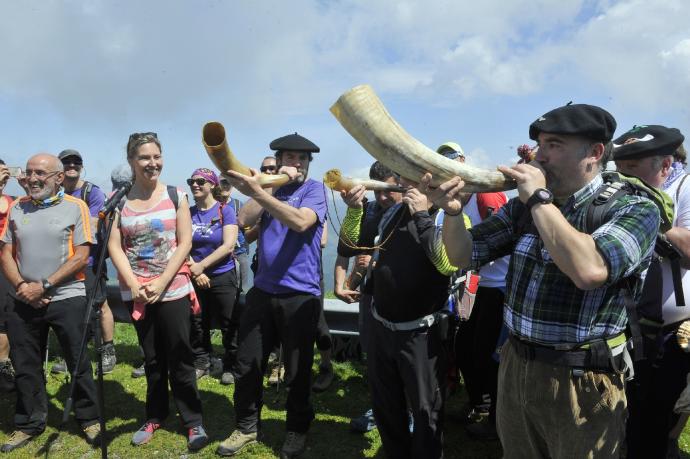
[463, 194, 509, 289]
[661, 174, 690, 324]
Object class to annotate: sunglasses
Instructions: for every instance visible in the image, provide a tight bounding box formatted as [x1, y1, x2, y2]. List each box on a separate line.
[187, 178, 209, 187]
[219, 179, 231, 188]
[260, 165, 277, 173]
[61, 159, 83, 167]
[129, 132, 158, 142]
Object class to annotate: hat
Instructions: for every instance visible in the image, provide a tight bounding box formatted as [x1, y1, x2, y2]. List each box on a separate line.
[612, 125, 685, 160]
[436, 142, 465, 160]
[269, 133, 320, 153]
[58, 149, 83, 162]
[529, 104, 616, 143]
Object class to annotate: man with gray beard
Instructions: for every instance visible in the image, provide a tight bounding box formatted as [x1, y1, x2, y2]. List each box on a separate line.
[0, 154, 100, 452]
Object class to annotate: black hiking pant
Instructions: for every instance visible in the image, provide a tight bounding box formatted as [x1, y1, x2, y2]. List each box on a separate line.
[233, 287, 320, 434]
[368, 316, 448, 459]
[6, 295, 99, 434]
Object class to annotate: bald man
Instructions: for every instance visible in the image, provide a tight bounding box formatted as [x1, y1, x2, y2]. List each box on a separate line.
[0, 154, 100, 452]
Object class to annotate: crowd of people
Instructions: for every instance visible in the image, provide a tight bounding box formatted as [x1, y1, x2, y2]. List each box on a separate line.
[0, 102, 688, 459]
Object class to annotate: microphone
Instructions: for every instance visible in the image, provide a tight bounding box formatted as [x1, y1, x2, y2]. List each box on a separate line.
[98, 181, 132, 219]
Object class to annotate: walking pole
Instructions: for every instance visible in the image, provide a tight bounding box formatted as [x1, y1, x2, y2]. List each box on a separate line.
[61, 185, 128, 459]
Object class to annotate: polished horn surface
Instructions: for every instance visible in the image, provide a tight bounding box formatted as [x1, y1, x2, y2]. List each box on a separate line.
[330, 85, 516, 193]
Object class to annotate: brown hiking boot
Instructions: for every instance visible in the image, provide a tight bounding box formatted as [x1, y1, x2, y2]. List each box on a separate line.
[1, 430, 34, 453]
[217, 429, 258, 456]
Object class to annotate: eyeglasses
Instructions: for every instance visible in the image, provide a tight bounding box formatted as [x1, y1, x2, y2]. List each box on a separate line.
[128, 132, 158, 142]
[25, 169, 61, 179]
[187, 178, 209, 187]
[260, 165, 277, 173]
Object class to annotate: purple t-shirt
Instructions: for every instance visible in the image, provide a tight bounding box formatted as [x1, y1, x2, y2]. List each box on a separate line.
[70, 183, 106, 267]
[254, 179, 327, 296]
[191, 202, 238, 275]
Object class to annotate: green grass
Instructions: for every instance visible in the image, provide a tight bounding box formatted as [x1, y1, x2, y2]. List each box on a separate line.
[2, 323, 688, 458]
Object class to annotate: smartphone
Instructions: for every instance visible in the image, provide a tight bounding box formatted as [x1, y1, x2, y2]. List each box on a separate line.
[7, 167, 22, 177]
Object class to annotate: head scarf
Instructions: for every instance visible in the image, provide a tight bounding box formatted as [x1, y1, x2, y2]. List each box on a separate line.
[191, 168, 219, 186]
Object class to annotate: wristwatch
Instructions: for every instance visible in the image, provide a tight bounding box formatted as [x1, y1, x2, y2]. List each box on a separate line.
[526, 188, 553, 210]
[41, 278, 53, 292]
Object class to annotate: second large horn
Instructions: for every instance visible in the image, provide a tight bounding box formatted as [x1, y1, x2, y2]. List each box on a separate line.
[202, 122, 289, 188]
[330, 85, 516, 193]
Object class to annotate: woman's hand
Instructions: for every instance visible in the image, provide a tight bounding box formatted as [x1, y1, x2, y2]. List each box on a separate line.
[194, 273, 211, 289]
[143, 278, 167, 304]
[128, 280, 148, 303]
[188, 260, 205, 278]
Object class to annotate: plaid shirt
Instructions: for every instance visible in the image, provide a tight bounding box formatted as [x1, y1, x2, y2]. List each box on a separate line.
[469, 174, 660, 345]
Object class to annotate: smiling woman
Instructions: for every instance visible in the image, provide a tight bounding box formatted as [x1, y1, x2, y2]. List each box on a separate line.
[106, 133, 210, 451]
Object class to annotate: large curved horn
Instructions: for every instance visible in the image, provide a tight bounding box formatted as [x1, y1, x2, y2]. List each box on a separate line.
[202, 122, 289, 188]
[323, 169, 407, 193]
[330, 85, 516, 193]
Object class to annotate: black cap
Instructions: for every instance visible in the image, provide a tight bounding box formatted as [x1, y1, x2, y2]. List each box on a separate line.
[529, 104, 617, 143]
[269, 133, 320, 153]
[612, 125, 685, 160]
[58, 149, 83, 162]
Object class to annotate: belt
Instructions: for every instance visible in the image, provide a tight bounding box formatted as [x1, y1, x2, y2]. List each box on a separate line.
[508, 334, 627, 372]
[371, 306, 446, 332]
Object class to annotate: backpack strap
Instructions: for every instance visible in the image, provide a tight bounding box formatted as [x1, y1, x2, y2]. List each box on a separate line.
[218, 202, 225, 226]
[167, 185, 179, 211]
[80, 181, 93, 206]
[675, 174, 690, 203]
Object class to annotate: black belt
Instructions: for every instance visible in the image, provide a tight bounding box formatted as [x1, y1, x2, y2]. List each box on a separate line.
[508, 335, 625, 372]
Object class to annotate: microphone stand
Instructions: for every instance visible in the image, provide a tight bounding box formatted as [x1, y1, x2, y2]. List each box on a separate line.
[61, 199, 122, 459]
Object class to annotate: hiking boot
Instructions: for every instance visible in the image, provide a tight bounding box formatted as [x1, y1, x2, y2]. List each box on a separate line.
[464, 420, 498, 441]
[217, 429, 258, 456]
[83, 422, 101, 445]
[1, 430, 34, 453]
[187, 425, 209, 452]
[131, 363, 145, 378]
[312, 363, 334, 393]
[280, 431, 307, 458]
[0, 360, 15, 393]
[268, 364, 285, 385]
[195, 367, 209, 380]
[221, 371, 235, 385]
[100, 343, 117, 374]
[350, 408, 376, 433]
[131, 421, 161, 446]
[51, 358, 67, 374]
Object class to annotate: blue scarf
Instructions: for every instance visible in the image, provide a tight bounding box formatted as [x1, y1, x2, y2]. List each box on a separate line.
[662, 162, 687, 192]
[31, 187, 65, 208]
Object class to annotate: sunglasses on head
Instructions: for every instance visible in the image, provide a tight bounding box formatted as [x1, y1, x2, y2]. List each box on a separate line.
[260, 165, 277, 173]
[186, 178, 209, 187]
[129, 132, 158, 142]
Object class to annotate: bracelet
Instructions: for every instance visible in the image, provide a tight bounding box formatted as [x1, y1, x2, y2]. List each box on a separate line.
[444, 208, 462, 217]
[15, 280, 27, 289]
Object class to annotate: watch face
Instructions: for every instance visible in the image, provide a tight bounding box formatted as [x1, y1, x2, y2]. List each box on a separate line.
[537, 189, 551, 200]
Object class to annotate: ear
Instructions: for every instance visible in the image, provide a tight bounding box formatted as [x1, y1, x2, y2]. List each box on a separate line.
[589, 142, 605, 163]
[663, 155, 674, 170]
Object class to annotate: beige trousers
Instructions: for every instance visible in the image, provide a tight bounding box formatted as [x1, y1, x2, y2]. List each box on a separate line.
[497, 338, 626, 459]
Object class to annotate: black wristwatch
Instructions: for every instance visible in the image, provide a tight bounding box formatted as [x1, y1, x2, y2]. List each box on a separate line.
[526, 188, 553, 210]
[41, 278, 53, 292]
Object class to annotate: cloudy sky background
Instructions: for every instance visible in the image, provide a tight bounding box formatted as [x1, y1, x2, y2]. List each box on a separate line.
[1, 0, 689, 198]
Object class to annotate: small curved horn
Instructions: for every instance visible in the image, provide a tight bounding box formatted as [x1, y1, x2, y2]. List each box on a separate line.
[324, 169, 406, 193]
[330, 85, 516, 193]
[202, 122, 289, 188]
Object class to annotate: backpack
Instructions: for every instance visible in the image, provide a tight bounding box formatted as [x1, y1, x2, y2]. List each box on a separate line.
[514, 171, 681, 361]
[80, 181, 94, 207]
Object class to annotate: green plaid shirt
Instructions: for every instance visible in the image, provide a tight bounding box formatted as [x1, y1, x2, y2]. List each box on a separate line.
[469, 174, 660, 345]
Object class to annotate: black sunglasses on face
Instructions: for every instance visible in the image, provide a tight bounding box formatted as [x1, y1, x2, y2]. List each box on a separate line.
[260, 165, 277, 173]
[187, 178, 208, 187]
[219, 179, 231, 187]
[61, 160, 82, 167]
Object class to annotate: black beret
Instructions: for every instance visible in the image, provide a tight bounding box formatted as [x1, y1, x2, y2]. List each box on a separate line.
[529, 104, 616, 142]
[269, 133, 320, 153]
[612, 125, 685, 160]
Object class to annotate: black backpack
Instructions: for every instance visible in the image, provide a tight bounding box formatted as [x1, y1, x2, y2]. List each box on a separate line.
[514, 171, 683, 361]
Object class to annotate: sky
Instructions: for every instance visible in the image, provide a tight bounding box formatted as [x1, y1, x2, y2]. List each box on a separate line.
[1, 0, 689, 198]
